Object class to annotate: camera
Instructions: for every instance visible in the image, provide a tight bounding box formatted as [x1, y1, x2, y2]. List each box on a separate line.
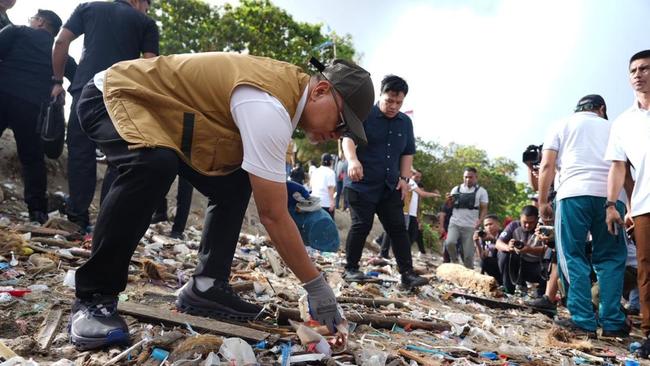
[522, 144, 543, 167]
[513, 240, 525, 250]
[478, 228, 486, 238]
[538, 225, 554, 236]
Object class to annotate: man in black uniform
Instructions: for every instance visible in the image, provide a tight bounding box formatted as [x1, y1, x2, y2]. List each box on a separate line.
[51, 0, 159, 231]
[0, 0, 14, 29]
[0, 9, 75, 223]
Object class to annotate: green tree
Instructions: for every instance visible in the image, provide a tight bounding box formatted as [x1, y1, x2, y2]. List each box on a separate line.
[150, 0, 221, 54]
[413, 139, 530, 224]
[217, 0, 357, 71]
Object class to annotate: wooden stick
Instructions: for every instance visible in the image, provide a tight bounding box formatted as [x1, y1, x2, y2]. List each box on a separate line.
[337, 296, 405, 308]
[37, 306, 63, 350]
[276, 306, 449, 332]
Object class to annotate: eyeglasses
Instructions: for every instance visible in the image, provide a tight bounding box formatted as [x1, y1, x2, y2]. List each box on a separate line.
[329, 87, 348, 133]
[28, 16, 41, 22]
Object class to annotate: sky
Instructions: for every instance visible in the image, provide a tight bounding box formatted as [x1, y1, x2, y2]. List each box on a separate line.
[8, 0, 650, 181]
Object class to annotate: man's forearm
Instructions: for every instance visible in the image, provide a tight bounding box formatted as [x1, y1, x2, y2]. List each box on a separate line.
[400, 155, 413, 178]
[479, 204, 487, 222]
[624, 162, 635, 207]
[52, 40, 70, 79]
[342, 137, 357, 160]
[538, 150, 557, 204]
[607, 161, 627, 202]
[263, 213, 320, 283]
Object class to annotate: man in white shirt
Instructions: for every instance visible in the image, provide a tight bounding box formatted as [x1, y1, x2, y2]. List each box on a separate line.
[68, 54, 374, 350]
[606, 49, 650, 356]
[539, 94, 627, 339]
[444, 167, 489, 268]
[310, 153, 336, 218]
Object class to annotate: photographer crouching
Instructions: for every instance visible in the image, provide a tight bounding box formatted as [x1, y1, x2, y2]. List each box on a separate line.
[496, 205, 547, 296]
[473, 214, 502, 285]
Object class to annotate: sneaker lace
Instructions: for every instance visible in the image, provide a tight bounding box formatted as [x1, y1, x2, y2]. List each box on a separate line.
[85, 296, 118, 318]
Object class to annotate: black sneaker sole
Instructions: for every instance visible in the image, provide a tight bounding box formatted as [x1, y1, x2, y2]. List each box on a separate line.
[69, 327, 130, 351]
[175, 293, 261, 322]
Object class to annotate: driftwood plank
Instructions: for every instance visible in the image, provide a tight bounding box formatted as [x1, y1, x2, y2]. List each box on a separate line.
[118, 302, 270, 342]
[276, 306, 449, 332]
[0, 339, 17, 361]
[337, 296, 405, 308]
[398, 349, 443, 366]
[37, 306, 63, 350]
[448, 292, 555, 317]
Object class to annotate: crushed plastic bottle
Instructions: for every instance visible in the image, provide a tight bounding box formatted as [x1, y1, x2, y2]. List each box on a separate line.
[218, 337, 257, 365]
[360, 347, 388, 366]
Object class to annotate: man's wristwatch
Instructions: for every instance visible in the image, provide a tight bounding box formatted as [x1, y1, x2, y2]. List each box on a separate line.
[51, 77, 63, 85]
[604, 200, 617, 209]
[399, 175, 409, 182]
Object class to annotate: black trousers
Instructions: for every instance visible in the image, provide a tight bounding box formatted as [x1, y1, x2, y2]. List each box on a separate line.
[0, 92, 47, 213]
[66, 90, 115, 228]
[481, 256, 501, 285]
[497, 251, 547, 296]
[380, 214, 426, 257]
[154, 177, 194, 233]
[345, 187, 413, 274]
[74, 83, 252, 299]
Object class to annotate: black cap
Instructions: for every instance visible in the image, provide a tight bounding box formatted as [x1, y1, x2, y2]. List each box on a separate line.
[575, 94, 607, 120]
[310, 57, 375, 145]
[321, 153, 333, 165]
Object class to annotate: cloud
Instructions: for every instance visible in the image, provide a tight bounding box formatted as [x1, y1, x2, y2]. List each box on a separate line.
[366, 0, 585, 162]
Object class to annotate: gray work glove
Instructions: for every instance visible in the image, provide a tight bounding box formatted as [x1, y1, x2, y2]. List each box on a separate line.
[303, 273, 342, 333]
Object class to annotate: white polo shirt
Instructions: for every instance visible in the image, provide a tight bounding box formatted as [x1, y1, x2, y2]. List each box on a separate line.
[605, 103, 650, 217]
[544, 111, 624, 202]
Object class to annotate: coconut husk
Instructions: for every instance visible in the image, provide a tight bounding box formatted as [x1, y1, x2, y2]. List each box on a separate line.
[141, 259, 175, 281]
[0, 229, 26, 256]
[170, 334, 223, 361]
[545, 325, 593, 350]
[43, 217, 81, 234]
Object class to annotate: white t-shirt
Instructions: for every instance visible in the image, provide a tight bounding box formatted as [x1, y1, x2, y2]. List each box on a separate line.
[229, 85, 306, 183]
[449, 184, 489, 228]
[94, 72, 306, 184]
[408, 180, 419, 216]
[605, 103, 650, 217]
[310, 165, 336, 208]
[544, 111, 624, 202]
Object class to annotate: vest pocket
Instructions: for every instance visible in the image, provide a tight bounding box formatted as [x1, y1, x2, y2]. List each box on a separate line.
[210, 137, 244, 173]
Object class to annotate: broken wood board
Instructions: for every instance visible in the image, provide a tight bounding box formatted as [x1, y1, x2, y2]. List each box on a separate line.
[118, 301, 270, 342]
[37, 305, 63, 350]
[447, 292, 556, 317]
[436, 263, 497, 295]
[276, 306, 449, 332]
[398, 349, 443, 366]
[0, 339, 17, 361]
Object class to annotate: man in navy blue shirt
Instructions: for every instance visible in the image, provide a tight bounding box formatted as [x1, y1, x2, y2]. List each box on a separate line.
[0, 9, 75, 224]
[342, 75, 428, 289]
[51, 0, 159, 231]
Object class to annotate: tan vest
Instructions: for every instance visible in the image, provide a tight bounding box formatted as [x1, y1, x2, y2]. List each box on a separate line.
[103, 52, 310, 176]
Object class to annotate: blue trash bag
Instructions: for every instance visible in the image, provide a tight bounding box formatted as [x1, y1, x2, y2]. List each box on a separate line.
[286, 181, 340, 252]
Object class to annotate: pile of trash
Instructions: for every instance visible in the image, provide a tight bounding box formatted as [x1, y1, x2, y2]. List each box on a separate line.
[0, 207, 645, 365]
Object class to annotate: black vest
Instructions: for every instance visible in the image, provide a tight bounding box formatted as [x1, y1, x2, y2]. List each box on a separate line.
[453, 185, 480, 210]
